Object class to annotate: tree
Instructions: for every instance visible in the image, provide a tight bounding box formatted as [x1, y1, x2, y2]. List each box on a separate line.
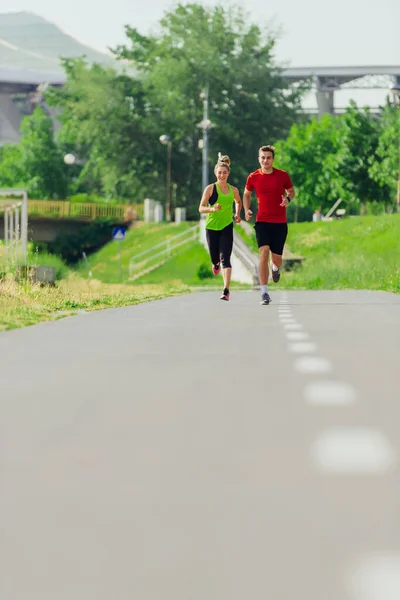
[330, 101, 385, 214]
[0, 144, 24, 188]
[47, 59, 162, 201]
[274, 114, 341, 217]
[369, 103, 399, 211]
[112, 2, 307, 213]
[19, 106, 68, 199]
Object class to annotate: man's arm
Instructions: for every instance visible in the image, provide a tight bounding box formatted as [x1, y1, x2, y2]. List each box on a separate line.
[233, 187, 242, 222]
[243, 187, 253, 221]
[280, 187, 295, 207]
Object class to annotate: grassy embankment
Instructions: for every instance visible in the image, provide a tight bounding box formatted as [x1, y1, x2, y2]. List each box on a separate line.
[0, 276, 188, 332]
[0, 233, 190, 331]
[236, 214, 400, 293]
[0, 222, 214, 331]
[75, 221, 248, 288]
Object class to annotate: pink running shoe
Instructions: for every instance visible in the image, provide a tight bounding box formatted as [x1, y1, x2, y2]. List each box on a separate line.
[220, 289, 230, 301]
[212, 263, 221, 275]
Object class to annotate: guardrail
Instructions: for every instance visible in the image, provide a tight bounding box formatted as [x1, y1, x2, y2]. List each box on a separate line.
[232, 231, 260, 285]
[129, 224, 200, 281]
[27, 200, 144, 221]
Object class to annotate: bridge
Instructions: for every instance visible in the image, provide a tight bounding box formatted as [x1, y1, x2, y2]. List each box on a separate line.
[282, 65, 400, 115]
[1, 64, 400, 144]
[0, 198, 143, 245]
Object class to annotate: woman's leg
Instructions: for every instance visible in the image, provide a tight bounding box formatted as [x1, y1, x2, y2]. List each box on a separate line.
[219, 223, 233, 290]
[206, 228, 221, 268]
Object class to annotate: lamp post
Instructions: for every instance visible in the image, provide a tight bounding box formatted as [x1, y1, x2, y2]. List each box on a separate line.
[199, 87, 210, 190]
[197, 87, 215, 242]
[391, 80, 400, 213]
[159, 134, 172, 222]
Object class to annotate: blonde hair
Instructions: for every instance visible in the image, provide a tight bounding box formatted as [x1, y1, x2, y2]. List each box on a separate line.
[214, 152, 231, 174]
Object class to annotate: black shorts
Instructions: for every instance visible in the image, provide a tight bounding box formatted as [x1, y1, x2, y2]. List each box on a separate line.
[254, 222, 288, 255]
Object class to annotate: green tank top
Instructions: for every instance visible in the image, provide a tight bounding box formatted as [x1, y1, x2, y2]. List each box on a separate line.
[205, 183, 235, 230]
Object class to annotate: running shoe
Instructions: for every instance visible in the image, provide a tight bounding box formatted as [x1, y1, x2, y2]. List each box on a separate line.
[260, 292, 271, 305]
[272, 267, 280, 283]
[212, 263, 221, 275]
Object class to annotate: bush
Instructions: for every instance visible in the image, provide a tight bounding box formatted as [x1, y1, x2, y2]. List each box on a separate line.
[197, 263, 213, 279]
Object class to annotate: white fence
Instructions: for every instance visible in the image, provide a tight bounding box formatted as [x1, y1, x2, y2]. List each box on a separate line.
[128, 224, 200, 281]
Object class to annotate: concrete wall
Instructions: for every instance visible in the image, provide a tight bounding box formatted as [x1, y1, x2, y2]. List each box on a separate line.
[0, 93, 23, 145]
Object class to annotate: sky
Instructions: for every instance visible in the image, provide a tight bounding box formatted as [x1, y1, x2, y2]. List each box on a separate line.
[1, 0, 399, 108]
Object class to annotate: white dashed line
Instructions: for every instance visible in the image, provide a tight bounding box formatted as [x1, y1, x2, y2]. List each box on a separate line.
[288, 342, 318, 354]
[294, 356, 332, 373]
[310, 428, 397, 473]
[304, 381, 357, 406]
[284, 323, 304, 330]
[286, 331, 310, 341]
[279, 318, 296, 324]
[348, 554, 400, 600]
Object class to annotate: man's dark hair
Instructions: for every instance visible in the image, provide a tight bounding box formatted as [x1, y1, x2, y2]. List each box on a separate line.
[259, 145, 275, 158]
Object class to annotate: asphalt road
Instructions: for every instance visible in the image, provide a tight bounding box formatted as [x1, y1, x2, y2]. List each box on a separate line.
[1, 290, 399, 599]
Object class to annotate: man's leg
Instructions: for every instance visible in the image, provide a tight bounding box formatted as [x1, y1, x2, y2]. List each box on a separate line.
[259, 245, 270, 285]
[255, 223, 272, 304]
[270, 224, 288, 283]
[271, 252, 283, 270]
[271, 252, 283, 282]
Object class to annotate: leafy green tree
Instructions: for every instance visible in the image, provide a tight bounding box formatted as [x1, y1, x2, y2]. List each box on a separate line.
[0, 144, 24, 187]
[369, 103, 399, 211]
[47, 59, 162, 201]
[275, 114, 341, 216]
[330, 101, 385, 214]
[112, 2, 307, 212]
[19, 106, 68, 199]
[46, 4, 307, 214]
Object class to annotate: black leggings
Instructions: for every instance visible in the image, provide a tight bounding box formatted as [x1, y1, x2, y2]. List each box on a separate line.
[206, 222, 233, 269]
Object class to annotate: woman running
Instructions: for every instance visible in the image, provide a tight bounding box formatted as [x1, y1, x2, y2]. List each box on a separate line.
[198, 153, 242, 301]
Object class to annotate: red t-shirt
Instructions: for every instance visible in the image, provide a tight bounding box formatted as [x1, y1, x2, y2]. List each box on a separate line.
[245, 168, 293, 223]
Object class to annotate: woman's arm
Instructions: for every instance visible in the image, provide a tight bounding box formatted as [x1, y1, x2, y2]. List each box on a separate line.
[199, 185, 221, 214]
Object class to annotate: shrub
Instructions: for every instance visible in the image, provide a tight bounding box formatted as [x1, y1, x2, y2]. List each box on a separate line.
[197, 263, 213, 279]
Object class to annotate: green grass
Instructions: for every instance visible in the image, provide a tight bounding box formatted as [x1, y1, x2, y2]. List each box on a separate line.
[238, 215, 400, 293]
[75, 222, 194, 283]
[75, 221, 250, 289]
[133, 242, 215, 286]
[0, 275, 189, 331]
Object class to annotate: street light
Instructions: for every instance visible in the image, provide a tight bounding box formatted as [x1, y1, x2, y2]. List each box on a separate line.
[159, 134, 172, 222]
[197, 87, 215, 190]
[390, 80, 400, 213]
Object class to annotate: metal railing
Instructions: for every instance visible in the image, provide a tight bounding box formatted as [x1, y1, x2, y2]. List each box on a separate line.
[232, 230, 260, 285]
[128, 224, 200, 280]
[27, 200, 144, 221]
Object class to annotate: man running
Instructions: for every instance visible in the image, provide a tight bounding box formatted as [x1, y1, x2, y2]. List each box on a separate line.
[243, 145, 295, 305]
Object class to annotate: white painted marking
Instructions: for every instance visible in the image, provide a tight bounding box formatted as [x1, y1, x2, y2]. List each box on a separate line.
[311, 428, 397, 473]
[284, 323, 303, 330]
[286, 331, 310, 341]
[348, 554, 400, 600]
[280, 318, 296, 324]
[304, 381, 356, 406]
[288, 342, 318, 354]
[294, 356, 332, 373]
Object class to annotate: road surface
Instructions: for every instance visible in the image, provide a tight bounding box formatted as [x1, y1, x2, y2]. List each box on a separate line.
[1, 290, 399, 599]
